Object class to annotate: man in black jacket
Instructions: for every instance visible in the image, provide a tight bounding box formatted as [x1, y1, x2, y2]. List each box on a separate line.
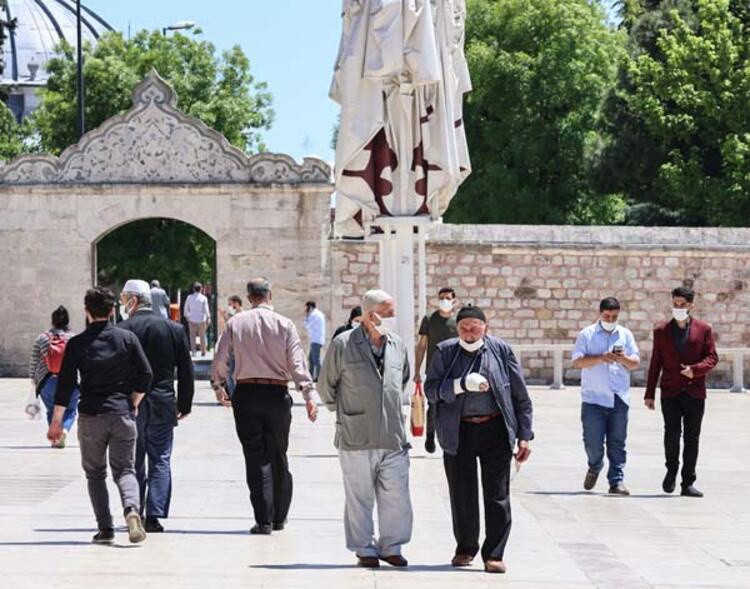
[425, 305, 533, 574]
[119, 279, 194, 533]
[48, 286, 152, 545]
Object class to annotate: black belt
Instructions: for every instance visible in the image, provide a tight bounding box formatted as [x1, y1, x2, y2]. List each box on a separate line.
[461, 412, 502, 425]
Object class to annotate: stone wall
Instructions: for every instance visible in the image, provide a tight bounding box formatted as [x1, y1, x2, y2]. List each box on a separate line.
[0, 71, 334, 377]
[0, 182, 332, 376]
[329, 225, 750, 388]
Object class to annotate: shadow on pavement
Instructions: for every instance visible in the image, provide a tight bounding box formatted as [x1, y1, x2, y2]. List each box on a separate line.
[36, 527, 253, 536]
[250, 563, 462, 572]
[0, 540, 137, 548]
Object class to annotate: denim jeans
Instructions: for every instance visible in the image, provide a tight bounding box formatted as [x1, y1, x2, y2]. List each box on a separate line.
[40, 375, 80, 432]
[309, 342, 322, 382]
[581, 395, 629, 485]
[135, 401, 175, 518]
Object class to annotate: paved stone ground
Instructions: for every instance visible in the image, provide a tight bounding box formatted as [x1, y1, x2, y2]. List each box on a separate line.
[0, 379, 748, 588]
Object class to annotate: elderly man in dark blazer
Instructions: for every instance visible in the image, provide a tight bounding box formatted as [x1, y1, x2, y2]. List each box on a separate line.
[645, 286, 718, 498]
[425, 305, 533, 574]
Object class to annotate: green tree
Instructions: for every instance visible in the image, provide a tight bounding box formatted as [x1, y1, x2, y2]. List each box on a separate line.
[596, 0, 750, 225]
[445, 0, 626, 225]
[0, 103, 24, 161]
[96, 219, 215, 298]
[31, 29, 273, 155]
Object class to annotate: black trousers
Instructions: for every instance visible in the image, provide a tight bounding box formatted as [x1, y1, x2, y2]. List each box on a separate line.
[426, 401, 436, 437]
[232, 384, 293, 525]
[661, 392, 705, 487]
[443, 417, 512, 561]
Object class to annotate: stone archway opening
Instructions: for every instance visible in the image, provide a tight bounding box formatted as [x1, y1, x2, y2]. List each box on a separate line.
[94, 217, 218, 349]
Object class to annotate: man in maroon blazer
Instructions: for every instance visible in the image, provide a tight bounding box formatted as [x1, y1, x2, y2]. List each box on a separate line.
[645, 286, 718, 498]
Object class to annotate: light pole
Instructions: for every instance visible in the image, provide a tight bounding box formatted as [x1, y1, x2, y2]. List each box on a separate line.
[76, 0, 84, 138]
[162, 21, 196, 36]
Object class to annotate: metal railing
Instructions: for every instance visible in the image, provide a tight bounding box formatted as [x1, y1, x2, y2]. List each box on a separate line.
[512, 344, 748, 393]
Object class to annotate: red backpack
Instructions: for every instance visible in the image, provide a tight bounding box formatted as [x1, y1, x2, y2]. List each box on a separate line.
[43, 332, 69, 375]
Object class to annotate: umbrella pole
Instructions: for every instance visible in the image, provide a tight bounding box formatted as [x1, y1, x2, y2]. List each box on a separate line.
[374, 217, 433, 401]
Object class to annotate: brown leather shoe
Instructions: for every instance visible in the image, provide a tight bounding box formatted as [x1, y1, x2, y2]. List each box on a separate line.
[484, 559, 506, 574]
[584, 469, 599, 490]
[608, 483, 630, 496]
[379, 554, 408, 567]
[451, 553, 474, 567]
[357, 556, 380, 568]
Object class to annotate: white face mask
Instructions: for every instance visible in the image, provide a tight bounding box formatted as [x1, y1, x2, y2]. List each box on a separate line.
[374, 313, 397, 336]
[600, 319, 618, 332]
[459, 338, 484, 352]
[438, 299, 454, 313]
[672, 308, 689, 322]
[351, 320, 361, 327]
[119, 304, 129, 320]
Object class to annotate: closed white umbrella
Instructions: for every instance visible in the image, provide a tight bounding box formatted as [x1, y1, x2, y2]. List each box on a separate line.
[330, 0, 472, 380]
[331, 0, 471, 234]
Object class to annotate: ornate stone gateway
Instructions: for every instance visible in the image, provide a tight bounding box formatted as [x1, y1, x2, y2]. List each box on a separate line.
[0, 71, 333, 375]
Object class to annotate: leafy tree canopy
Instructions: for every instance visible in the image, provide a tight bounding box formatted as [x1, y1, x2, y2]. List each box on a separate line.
[31, 29, 273, 155]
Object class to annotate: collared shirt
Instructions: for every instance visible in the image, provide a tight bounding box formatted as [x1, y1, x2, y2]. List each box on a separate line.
[184, 292, 210, 323]
[55, 321, 153, 415]
[572, 322, 640, 408]
[211, 304, 314, 400]
[304, 308, 326, 345]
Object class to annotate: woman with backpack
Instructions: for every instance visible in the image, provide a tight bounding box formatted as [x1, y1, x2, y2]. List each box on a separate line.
[29, 306, 80, 448]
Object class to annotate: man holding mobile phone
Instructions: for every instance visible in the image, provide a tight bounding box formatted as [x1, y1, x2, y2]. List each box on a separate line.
[572, 297, 640, 495]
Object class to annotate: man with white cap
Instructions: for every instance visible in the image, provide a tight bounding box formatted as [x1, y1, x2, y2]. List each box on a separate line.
[119, 279, 194, 533]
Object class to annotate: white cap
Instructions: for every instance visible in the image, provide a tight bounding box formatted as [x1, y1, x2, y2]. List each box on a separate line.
[122, 279, 151, 298]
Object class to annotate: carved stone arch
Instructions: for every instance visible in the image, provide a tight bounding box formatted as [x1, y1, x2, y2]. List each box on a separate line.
[0, 70, 332, 186]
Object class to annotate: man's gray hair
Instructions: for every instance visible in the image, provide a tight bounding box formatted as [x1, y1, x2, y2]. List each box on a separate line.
[130, 292, 152, 308]
[362, 289, 394, 312]
[247, 277, 272, 300]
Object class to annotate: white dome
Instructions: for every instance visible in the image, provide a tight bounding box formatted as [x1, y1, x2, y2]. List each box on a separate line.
[1, 0, 113, 86]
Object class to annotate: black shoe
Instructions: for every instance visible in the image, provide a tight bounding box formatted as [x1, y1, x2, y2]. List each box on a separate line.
[425, 434, 436, 454]
[681, 485, 703, 498]
[250, 523, 272, 535]
[92, 528, 115, 545]
[584, 469, 599, 491]
[144, 517, 164, 533]
[662, 471, 677, 494]
[272, 521, 286, 531]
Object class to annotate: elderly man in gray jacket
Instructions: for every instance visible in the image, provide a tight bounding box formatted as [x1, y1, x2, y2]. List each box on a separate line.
[318, 289, 411, 569]
[425, 305, 533, 574]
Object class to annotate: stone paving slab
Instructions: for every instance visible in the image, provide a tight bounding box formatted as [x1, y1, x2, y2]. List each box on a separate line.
[0, 380, 748, 588]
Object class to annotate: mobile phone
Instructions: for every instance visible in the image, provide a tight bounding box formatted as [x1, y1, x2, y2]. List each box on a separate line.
[612, 344, 624, 355]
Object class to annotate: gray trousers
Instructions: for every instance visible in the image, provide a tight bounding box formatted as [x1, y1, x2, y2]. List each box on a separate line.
[338, 448, 413, 557]
[77, 413, 140, 530]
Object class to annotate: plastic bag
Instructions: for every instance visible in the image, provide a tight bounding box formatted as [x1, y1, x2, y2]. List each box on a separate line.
[410, 381, 425, 437]
[24, 385, 42, 420]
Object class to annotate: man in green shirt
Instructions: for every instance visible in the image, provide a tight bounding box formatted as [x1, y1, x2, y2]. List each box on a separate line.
[415, 287, 458, 453]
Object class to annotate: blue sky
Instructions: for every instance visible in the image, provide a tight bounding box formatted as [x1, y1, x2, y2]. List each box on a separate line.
[84, 0, 342, 164]
[84, 1, 617, 165]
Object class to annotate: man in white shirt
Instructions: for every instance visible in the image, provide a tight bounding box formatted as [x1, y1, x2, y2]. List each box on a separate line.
[304, 301, 326, 382]
[184, 282, 211, 356]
